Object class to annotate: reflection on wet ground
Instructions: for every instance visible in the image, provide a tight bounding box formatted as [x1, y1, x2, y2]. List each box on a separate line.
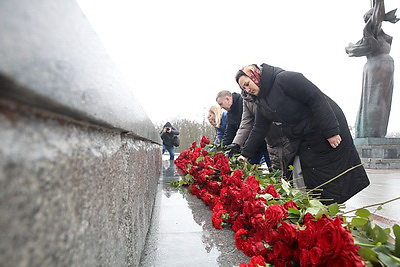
[345, 169, 400, 226]
[139, 159, 250, 267]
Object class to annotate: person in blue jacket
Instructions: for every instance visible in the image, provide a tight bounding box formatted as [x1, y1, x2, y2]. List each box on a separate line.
[207, 106, 227, 144]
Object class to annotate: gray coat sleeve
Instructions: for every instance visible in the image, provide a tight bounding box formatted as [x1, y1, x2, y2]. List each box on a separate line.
[232, 100, 256, 147]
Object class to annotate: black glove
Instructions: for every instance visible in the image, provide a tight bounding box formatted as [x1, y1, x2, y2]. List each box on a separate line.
[224, 143, 240, 157]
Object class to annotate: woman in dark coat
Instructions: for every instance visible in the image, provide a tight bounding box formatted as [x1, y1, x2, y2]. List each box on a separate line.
[235, 63, 370, 204]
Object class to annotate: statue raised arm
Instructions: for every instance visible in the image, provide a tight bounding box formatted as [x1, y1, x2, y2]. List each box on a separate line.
[345, 0, 399, 138]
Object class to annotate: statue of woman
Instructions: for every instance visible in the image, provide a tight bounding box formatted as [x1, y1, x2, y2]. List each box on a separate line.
[345, 0, 399, 138]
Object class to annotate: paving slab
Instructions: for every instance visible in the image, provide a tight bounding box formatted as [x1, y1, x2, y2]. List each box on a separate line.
[345, 168, 400, 227]
[140, 158, 250, 267]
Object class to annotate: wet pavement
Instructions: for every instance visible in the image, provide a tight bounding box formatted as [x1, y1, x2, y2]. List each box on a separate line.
[139, 157, 251, 267]
[344, 168, 400, 226]
[140, 157, 400, 267]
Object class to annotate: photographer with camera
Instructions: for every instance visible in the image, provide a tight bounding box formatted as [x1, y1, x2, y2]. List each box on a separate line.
[160, 122, 180, 160]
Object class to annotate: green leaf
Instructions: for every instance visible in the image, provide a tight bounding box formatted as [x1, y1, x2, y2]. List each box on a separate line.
[258, 193, 273, 201]
[287, 208, 301, 223]
[355, 208, 371, 218]
[352, 217, 368, 227]
[328, 203, 340, 215]
[388, 254, 400, 264]
[195, 156, 204, 163]
[393, 224, 400, 257]
[288, 208, 300, 215]
[169, 180, 180, 187]
[305, 207, 323, 217]
[376, 250, 399, 267]
[303, 199, 327, 218]
[384, 227, 392, 236]
[374, 225, 389, 244]
[184, 174, 194, 183]
[309, 199, 325, 208]
[355, 236, 376, 248]
[358, 247, 379, 263]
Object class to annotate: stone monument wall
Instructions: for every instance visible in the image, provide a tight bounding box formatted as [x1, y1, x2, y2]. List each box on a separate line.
[0, 1, 161, 266]
[354, 138, 400, 169]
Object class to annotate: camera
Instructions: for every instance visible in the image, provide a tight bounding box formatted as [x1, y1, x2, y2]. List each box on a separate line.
[166, 127, 171, 132]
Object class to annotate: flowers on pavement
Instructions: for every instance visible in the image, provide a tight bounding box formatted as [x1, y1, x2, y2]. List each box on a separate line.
[173, 137, 400, 267]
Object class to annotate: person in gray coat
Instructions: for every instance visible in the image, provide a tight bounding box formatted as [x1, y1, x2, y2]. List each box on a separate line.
[229, 93, 272, 167]
[231, 91, 297, 175]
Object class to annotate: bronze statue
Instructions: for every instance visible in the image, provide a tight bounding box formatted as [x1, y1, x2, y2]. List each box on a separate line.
[346, 0, 399, 138]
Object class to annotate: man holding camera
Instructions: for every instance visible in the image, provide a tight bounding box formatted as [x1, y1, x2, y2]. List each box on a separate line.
[160, 122, 180, 160]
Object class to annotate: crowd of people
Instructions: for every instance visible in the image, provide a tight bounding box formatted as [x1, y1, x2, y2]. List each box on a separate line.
[161, 62, 370, 204]
[232, 63, 370, 204]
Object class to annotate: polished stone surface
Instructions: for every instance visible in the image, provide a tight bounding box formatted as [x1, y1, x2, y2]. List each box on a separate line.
[0, 0, 160, 143]
[354, 138, 400, 169]
[140, 158, 251, 267]
[345, 168, 400, 226]
[354, 138, 400, 146]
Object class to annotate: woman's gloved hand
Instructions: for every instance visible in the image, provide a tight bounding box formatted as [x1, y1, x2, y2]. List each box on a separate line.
[224, 143, 240, 157]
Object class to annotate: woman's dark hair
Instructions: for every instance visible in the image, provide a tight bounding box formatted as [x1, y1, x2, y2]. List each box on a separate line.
[235, 69, 251, 98]
[235, 70, 246, 84]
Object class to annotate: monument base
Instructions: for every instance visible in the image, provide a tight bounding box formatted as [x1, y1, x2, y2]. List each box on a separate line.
[354, 138, 400, 169]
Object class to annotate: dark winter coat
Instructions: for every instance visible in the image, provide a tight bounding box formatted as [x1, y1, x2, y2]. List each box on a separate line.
[222, 92, 243, 145]
[160, 122, 179, 147]
[242, 63, 370, 204]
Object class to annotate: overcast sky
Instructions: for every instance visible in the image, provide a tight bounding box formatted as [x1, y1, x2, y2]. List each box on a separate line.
[76, 0, 399, 133]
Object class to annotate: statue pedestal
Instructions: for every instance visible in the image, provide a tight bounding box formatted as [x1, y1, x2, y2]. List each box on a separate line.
[354, 138, 400, 169]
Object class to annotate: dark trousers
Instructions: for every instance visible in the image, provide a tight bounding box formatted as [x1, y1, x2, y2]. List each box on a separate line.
[249, 146, 272, 167]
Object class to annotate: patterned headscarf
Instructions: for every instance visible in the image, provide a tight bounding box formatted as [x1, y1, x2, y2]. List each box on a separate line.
[241, 64, 262, 89]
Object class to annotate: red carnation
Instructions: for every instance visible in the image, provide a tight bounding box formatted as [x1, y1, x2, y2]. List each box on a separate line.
[232, 214, 250, 233]
[277, 221, 298, 246]
[262, 184, 281, 199]
[200, 136, 210, 148]
[245, 175, 260, 191]
[272, 240, 293, 262]
[212, 209, 227, 229]
[283, 200, 298, 210]
[240, 255, 267, 267]
[264, 204, 286, 229]
[297, 224, 317, 251]
[235, 228, 250, 251]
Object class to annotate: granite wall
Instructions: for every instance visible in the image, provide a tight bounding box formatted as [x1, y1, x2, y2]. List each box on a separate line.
[354, 138, 400, 169]
[0, 0, 161, 266]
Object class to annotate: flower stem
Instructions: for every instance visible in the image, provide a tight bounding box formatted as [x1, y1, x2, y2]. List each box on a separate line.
[307, 163, 364, 196]
[343, 196, 400, 214]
